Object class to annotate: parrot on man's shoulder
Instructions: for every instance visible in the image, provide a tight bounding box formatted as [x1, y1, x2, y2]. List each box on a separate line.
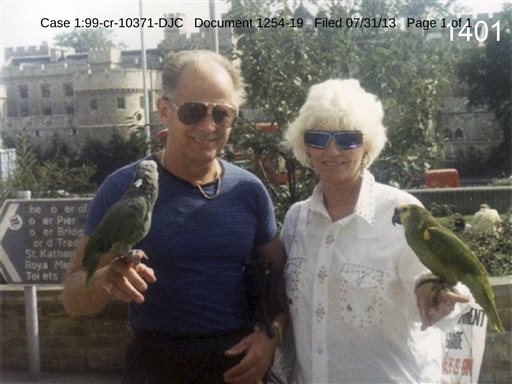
[82, 159, 159, 284]
[392, 203, 504, 333]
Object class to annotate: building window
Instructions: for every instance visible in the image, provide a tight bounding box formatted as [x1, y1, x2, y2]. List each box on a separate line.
[140, 94, 153, 109]
[63, 83, 73, 97]
[43, 106, 52, 115]
[19, 84, 28, 99]
[20, 105, 29, 116]
[41, 84, 51, 98]
[7, 106, 18, 117]
[117, 97, 126, 110]
[90, 98, 98, 111]
[66, 105, 74, 114]
[454, 128, 464, 141]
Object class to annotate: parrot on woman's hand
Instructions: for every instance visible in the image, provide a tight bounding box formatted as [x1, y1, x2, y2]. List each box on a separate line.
[392, 204, 504, 333]
[83, 160, 159, 284]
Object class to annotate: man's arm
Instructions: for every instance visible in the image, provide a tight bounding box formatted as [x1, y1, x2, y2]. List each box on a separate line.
[254, 235, 289, 334]
[223, 236, 289, 383]
[62, 235, 156, 318]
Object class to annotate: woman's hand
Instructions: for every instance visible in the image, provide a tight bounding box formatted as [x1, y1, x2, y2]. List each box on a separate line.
[416, 281, 470, 330]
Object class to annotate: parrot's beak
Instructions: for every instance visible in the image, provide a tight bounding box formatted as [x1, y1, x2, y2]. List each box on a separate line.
[392, 209, 401, 226]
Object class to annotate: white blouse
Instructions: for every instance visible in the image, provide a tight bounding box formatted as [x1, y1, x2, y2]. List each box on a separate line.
[280, 171, 467, 384]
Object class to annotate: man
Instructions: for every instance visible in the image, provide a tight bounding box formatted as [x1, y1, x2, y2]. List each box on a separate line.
[63, 50, 287, 384]
[472, 203, 501, 234]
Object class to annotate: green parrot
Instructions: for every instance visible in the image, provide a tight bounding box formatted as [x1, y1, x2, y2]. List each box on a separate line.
[392, 204, 504, 333]
[83, 159, 159, 283]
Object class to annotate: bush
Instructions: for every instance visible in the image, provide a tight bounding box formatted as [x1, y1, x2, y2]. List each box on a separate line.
[446, 213, 512, 277]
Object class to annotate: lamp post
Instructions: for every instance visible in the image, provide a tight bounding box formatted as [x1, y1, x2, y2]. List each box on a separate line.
[209, 0, 219, 53]
[139, 0, 151, 155]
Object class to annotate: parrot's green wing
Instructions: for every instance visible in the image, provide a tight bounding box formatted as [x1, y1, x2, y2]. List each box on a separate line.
[422, 225, 485, 283]
[83, 196, 150, 281]
[395, 203, 504, 332]
[423, 225, 504, 332]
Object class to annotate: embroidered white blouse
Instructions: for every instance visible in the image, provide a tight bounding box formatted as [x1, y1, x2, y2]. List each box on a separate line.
[280, 171, 466, 384]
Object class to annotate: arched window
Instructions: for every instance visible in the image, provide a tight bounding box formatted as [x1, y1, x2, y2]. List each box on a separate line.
[454, 128, 464, 141]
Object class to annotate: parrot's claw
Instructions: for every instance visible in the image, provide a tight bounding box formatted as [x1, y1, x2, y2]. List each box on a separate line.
[119, 249, 148, 266]
[432, 282, 453, 305]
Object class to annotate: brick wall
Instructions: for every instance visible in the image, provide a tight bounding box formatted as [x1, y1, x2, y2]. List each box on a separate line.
[1, 278, 511, 382]
[0, 287, 131, 373]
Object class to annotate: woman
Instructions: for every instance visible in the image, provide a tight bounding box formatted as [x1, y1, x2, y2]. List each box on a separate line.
[280, 79, 470, 383]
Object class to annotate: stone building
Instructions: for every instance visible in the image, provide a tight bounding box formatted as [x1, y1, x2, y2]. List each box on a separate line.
[0, 84, 16, 180]
[162, 12, 233, 53]
[440, 97, 502, 163]
[1, 11, 237, 150]
[2, 45, 163, 147]
[429, 11, 504, 168]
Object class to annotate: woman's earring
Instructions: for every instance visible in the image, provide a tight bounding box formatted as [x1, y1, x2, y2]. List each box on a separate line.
[306, 152, 314, 169]
[360, 153, 370, 174]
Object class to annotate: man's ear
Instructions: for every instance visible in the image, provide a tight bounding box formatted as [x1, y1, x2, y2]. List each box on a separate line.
[157, 97, 171, 122]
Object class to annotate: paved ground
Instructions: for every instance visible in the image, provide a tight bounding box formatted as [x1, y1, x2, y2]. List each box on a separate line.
[0, 371, 122, 383]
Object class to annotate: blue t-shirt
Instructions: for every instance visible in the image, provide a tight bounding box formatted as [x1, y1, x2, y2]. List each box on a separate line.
[85, 156, 277, 335]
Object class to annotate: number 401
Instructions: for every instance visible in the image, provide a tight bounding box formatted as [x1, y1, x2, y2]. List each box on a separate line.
[448, 20, 500, 42]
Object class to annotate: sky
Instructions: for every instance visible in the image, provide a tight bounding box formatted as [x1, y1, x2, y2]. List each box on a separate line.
[0, 0, 510, 64]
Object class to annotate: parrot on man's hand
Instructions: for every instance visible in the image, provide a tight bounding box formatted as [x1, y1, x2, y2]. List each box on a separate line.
[392, 204, 504, 333]
[83, 160, 159, 284]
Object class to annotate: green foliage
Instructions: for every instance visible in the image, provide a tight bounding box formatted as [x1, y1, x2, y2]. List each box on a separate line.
[225, 0, 459, 221]
[0, 132, 96, 204]
[429, 202, 456, 217]
[1, 128, 151, 206]
[454, 146, 488, 177]
[80, 128, 149, 186]
[457, 5, 512, 176]
[227, 115, 317, 225]
[445, 214, 512, 277]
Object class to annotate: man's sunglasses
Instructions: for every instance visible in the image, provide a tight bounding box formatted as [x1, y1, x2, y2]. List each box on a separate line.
[304, 130, 363, 150]
[166, 99, 237, 128]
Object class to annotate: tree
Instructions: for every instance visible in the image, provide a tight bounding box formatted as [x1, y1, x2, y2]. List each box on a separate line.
[54, 28, 126, 52]
[225, 0, 460, 222]
[458, 4, 511, 176]
[1, 128, 148, 205]
[1, 132, 96, 204]
[80, 128, 148, 186]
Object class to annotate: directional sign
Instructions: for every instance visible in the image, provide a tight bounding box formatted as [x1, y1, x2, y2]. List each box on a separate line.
[0, 198, 91, 284]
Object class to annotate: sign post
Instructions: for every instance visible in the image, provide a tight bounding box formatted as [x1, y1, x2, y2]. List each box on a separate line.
[24, 284, 40, 380]
[0, 197, 91, 379]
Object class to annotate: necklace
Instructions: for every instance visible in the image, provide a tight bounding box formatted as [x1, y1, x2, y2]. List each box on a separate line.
[160, 149, 222, 200]
[195, 160, 221, 199]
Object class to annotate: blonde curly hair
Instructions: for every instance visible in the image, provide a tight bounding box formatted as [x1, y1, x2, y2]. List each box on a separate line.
[285, 79, 387, 168]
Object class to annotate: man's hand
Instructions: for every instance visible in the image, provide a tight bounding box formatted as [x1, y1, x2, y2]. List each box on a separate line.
[223, 329, 277, 384]
[99, 250, 156, 304]
[416, 281, 470, 330]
